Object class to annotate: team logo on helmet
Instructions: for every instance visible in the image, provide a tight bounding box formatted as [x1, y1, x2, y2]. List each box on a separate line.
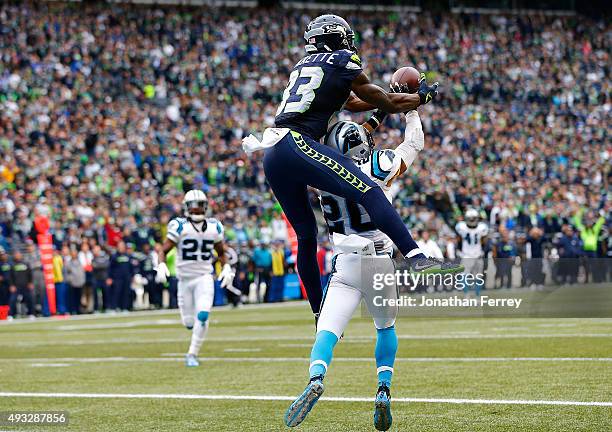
[324, 121, 373, 163]
[304, 14, 356, 54]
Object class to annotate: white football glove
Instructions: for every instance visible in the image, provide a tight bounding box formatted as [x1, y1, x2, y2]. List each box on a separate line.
[404, 111, 424, 152]
[155, 262, 170, 284]
[218, 263, 235, 289]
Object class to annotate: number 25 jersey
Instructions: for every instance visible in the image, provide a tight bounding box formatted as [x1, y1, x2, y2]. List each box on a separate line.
[274, 50, 363, 141]
[166, 217, 224, 279]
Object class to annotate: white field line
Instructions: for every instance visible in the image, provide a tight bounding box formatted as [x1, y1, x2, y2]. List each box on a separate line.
[0, 301, 310, 326]
[0, 392, 610, 407]
[55, 319, 181, 330]
[223, 348, 262, 353]
[29, 363, 71, 367]
[1, 357, 612, 364]
[2, 333, 612, 347]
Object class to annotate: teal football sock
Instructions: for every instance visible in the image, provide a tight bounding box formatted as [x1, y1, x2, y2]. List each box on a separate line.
[375, 326, 398, 387]
[309, 330, 338, 379]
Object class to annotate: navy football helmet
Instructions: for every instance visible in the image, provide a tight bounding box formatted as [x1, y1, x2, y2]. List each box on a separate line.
[304, 14, 356, 54]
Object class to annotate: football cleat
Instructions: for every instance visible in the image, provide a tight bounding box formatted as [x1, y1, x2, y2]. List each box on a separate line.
[374, 384, 392, 431]
[185, 354, 200, 367]
[284, 375, 325, 427]
[410, 256, 464, 274]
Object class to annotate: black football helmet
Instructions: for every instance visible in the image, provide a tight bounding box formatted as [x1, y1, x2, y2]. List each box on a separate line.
[304, 14, 356, 54]
[325, 121, 374, 163]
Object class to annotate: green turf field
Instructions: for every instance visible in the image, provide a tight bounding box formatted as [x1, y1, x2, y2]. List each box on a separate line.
[1, 302, 611, 431]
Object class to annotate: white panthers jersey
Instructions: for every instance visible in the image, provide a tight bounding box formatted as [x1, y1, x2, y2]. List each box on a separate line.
[455, 221, 488, 258]
[167, 217, 224, 279]
[320, 149, 402, 254]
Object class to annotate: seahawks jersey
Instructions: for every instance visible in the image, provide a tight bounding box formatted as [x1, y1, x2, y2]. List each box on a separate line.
[320, 149, 402, 254]
[275, 50, 363, 141]
[167, 217, 224, 278]
[455, 222, 488, 258]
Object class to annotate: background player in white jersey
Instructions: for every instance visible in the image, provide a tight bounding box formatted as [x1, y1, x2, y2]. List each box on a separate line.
[285, 108, 425, 431]
[155, 190, 235, 367]
[455, 208, 489, 296]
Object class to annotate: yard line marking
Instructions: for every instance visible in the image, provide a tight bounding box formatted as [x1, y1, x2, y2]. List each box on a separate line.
[56, 319, 180, 331]
[279, 343, 313, 348]
[0, 392, 610, 407]
[0, 301, 311, 326]
[3, 333, 612, 347]
[223, 348, 262, 353]
[1, 357, 611, 364]
[29, 363, 71, 367]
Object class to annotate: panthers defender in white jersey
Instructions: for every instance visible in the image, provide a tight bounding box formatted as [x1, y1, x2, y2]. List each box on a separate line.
[156, 190, 235, 367]
[285, 109, 425, 431]
[455, 208, 488, 295]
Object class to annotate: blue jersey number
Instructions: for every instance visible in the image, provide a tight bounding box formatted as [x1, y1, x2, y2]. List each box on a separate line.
[276, 66, 324, 116]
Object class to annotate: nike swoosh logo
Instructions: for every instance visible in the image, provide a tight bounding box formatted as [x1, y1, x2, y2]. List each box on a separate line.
[413, 261, 434, 271]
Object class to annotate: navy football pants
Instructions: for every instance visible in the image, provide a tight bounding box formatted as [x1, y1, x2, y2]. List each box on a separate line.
[263, 131, 419, 314]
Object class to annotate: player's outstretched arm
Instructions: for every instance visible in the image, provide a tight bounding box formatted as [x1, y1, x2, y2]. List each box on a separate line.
[392, 111, 425, 178]
[344, 93, 377, 112]
[351, 71, 440, 114]
[370, 110, 424, 187]
[351, 72, 418, 113]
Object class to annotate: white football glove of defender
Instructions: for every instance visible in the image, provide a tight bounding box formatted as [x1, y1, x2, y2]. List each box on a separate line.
[155, 262, 170, 284]
[218, 263, 235, 289]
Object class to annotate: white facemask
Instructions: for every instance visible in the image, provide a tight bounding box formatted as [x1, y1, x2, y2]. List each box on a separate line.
[189, 214, 205, 222]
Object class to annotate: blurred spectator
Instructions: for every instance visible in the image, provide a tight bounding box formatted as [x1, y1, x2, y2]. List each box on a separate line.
[525, 227, 546, 287]
[78, 242, 94, 312]
[573, 209, 606, 282]
[8, 250, 35, 318]
[494, 231, 518, 289]
[269, 240, 287, 302]
[108, 241, 136, 311]
[416, 230, 444, 259]
[64, 247, 86, 315]
[0, 248, 11, 308]
[91, 244, 110, 311]
[138, 243, 161, 308]
[252, 242, 272, 302]
[23, 241, 44, 313]
[556, 225, 583, 285]
[53, 246, 68, 314]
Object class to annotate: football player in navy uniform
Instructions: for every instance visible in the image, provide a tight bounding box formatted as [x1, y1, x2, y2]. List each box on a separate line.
[284, 110, 428, 430]
[243, 15, 462, 321]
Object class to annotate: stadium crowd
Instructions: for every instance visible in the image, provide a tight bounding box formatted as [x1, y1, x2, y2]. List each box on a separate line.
[0, 2, 609, 317]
